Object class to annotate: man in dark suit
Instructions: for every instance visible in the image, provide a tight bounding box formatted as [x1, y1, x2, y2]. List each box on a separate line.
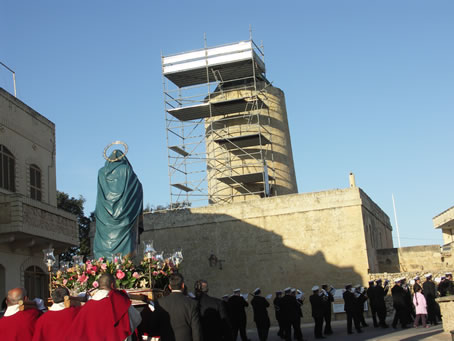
[320, 285, 334, 335]
[367, 280, 378, 327]
[280, 288, 303, 341]
[374, 279, 389, 328]
[251, 288, 270, 341]
[423, 274, 440, 326]
[155, 273, 202, 341]
[227, 289, 250, 341]
[391, 278, 409, 329]
[273, 291, 284, 339]
[310, 286, 325, 339]
[343, 284, 362, 335]
[194, 279, 232, 341]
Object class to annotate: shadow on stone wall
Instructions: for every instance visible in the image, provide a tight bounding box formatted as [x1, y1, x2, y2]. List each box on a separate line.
[143, 209, 364, 323]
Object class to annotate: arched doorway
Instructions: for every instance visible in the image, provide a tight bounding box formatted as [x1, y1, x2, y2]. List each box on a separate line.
[24, 266, 47, 299]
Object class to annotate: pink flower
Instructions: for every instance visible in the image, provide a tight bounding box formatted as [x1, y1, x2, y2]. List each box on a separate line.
[91, 265, 98, 272]
[114, 258, 119, 264]
[153, 271, 158, 276]
[132, 272, 140, 279]
[116, 270, 125, 280]
[98, 257, 104, 262]
[92, 281, 99, 288]
[86, 264, 93, 271]
[63, 279, 68, 285]
[85, 260, 91, 265]
[78, 272, 88, 283]
[101, 263, 107, 270]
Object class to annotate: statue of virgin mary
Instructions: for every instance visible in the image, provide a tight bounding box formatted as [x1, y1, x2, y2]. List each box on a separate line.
[93, 149, 143, 259]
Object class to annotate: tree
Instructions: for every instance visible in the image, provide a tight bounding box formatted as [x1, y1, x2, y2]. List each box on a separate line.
[57, 191, 92, 262]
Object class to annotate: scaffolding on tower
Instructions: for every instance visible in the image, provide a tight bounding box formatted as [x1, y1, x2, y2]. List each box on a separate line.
[161, 38, 276, 208]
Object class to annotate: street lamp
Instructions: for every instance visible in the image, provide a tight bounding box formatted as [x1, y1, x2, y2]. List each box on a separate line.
[143, 240, 156, 289]
[42, 248, 56, 296]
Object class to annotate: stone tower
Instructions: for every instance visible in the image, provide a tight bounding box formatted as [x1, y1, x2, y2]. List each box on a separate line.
[162, 40, 298, 206]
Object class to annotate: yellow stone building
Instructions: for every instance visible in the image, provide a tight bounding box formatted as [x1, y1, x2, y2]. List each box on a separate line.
[0, 88, 78, 301]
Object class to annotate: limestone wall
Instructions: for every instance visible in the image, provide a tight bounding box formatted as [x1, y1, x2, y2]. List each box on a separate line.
[142, 187, 392, 323]
[437, 296, 454, 333]
[0, 88, 57, 206]
[376, 245, 451, 273]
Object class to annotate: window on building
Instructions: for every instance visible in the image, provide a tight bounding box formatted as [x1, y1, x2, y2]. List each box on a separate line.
[30, 164, 42, 201]
[24, 265, 48, 300]
[0, 145, 15, 192]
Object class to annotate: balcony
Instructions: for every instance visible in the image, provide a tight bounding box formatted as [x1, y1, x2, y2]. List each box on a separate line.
[0, 193, 78, 254]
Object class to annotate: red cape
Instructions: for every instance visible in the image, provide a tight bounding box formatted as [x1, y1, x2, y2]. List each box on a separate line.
[32, 307, 80, 341]
[0, 308, 40, 340]
[65, 290, 131, 341]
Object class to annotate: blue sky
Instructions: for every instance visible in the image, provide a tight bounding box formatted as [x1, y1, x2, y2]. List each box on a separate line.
[1, 1, 453, 247]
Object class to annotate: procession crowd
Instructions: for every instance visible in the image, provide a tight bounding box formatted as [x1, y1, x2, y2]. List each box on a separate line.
[0, 271, 453, 341]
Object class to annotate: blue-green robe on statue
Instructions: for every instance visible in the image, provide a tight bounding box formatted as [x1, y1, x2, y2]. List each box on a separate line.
[94, 150, 143, 259]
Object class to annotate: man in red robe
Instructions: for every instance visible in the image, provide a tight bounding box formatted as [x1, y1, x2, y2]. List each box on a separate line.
[32, 286, 80, 341]
[0, 287, 40, 340]
[65, 273, 141, 341]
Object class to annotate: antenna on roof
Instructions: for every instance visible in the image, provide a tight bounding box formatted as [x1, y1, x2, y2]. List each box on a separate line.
[249, 24, 253, 40]
[0, 62, 17, 97]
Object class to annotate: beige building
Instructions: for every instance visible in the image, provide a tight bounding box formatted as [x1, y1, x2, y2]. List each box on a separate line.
[0, 88, 78, 301]
[142, 185, 393, 322]
[433, 206, 454, 247]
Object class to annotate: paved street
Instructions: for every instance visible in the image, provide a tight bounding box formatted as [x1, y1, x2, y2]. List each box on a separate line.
[246, 318, 451, 341]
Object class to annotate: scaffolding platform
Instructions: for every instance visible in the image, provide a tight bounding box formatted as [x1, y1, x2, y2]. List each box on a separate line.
[167, 96, 266, 121]
[217, 172, 274, 185]
[162, 41, 265, 87]
[163, 38, 275, 207]
[169, 146, 190, 157]
[215, 133, 271, 149]
[171, 183, 193, 192]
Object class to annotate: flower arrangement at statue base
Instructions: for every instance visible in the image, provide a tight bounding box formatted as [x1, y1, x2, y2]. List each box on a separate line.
[52, 255, 179, 296]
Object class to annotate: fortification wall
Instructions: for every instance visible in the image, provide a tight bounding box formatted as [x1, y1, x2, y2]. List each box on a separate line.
[142, 187, 391, 323]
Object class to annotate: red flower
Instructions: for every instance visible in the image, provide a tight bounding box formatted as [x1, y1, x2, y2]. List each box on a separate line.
[78, 272, 88, 283]
[116, 270, 125, 280]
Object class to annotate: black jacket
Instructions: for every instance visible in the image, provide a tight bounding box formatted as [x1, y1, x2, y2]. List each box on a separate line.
[279, 294, 300, 321]
[197, 293, 232, 341]
[155, 292, 202, 341]
[374, 285, 388, 310]
[343, 290, 356, 312]
[227, 295, 248, 323]
[273, 296, 282, 320]
[391, 285, 406, 309]
[423, 280, 437, 304]
[251, 295, 270, 327]
[367, 286, 376, 308]
[310, 294, 324, 318]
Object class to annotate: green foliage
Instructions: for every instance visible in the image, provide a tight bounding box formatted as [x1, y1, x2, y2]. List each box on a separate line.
[57, 191, 92, 261]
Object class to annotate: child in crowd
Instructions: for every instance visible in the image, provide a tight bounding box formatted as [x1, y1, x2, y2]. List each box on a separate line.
[413, 286, 429, 328]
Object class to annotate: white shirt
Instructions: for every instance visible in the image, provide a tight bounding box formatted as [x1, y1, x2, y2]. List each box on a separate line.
[49, 302, 66, 311]
[4, 304, 19, 317]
